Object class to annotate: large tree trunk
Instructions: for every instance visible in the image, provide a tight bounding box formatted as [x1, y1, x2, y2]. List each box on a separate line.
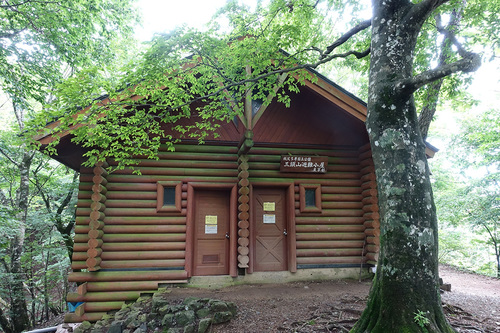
[352, 1, 454, 332]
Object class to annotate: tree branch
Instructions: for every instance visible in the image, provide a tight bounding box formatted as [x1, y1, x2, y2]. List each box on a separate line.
[0, 147, 20, 167]
[320, 19, 371, 60]
[396, 53, 480, 94]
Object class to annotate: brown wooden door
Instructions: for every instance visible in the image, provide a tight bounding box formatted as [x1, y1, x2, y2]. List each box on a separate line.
[253, 188, 288, 271]
[193, 190, 230, 276]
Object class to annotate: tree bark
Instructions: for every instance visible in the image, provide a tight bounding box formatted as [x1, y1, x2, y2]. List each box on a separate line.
[352, 1, 455, 332]
[9, 148, 32, 333]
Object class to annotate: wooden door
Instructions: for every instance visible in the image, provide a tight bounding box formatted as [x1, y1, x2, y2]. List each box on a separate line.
[253, 188, 288, 271]
[193, 190, 230, 276]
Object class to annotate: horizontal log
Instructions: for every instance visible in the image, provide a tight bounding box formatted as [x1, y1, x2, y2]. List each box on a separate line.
[100, 259, 185, 269]
[321, 202, 364, 210]
[364, 220, 380, 229]
[361, 181, 377, 190]
[321, 194, 363, 202]
[358, 142, 371, 153]
[159, 144, 238, 153]
[74, 233, 186, 243]
[65, 312, 107, 323]
[90, 202, 106, 212]
[360, 158, 374, 168]
[297, 256, 363, 265]
[295, 225, 365, 233]
[76, 225, 186, 235]
[366, 236, 379, 245]
[295, 216, 364, 224]
[104, 208, 187, 216]
[106, 174, 235, 183]
[86, 257, 101, 268]
[364, 212, 380, 220]
[362, 196, 378, 205]
[68, 270, 188, 283]
[251, 170, 361, 180]
[361, 188, 378, 197]
[362, 204, 379, 212]
[93, 166, 108, 177]
[295, 209, 363, 217]
[106, 191, 157, 200]
[92, 175, 107, 186]
[88, 220, 105, 230]
[361, 173, 376, 182]
[84, 301, 124, 313]
[359, 149, 372, 161]
[247, 162, 360, 173]
[74, 242, 185, 252]
[78, 191, 92, 199]
[366, 244, 379, 253]
[365, 252, 379, 262]
[296, 240, 365, 249]
[132, 159, 237, 169]
[106, 183, 157, 191]
[87, 248, 102, 258]
[103, 216, 186, 225]
[250, 147, 359, 158]
[360, 165, 375, 175]
[113, 166, 238, 177]
[91, 193, 107, 203]
[67, 291, 146, 302]
[92, 184, 107, 194]
[364, 228, 380, 237]
[100, 251, 185, 260]
[322, 187, 362, 195]
[296, 248, 363, 257]
[296, 232, 365, 241]
[104, 199, 156, 208]
[88, 230, 103, 239]
[85, 280, 170, 292]
[88, 239, 103, 248]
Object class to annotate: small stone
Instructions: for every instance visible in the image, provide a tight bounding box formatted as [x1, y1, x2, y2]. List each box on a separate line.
[175, 310, 195, 326]
[196, 308, 210, 318]
[161, 313, 174, 328]
[212, 311, 233, 324]
[183, 324, 195, 333]
[226, 302, 237, 316]
[108, 323, 123, 333]
[75, 321, 92, 333]
[208, 300, 228, 313]
[197, 318, 212, 333]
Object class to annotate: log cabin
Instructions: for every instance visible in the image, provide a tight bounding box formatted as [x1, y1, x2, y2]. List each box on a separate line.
[35, 67, 437, 323]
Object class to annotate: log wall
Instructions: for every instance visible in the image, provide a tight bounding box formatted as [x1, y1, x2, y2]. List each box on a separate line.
[67, 143, 238, 323]
[248, 145, 368, 268]
[67, 142, 377, 323]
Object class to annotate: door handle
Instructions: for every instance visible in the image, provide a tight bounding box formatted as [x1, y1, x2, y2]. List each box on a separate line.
[283, 229, 288, 236]
[225, 232, 230, 239]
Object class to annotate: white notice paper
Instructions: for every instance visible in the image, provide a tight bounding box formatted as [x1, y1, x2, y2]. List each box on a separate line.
[263, 214, 276, 224]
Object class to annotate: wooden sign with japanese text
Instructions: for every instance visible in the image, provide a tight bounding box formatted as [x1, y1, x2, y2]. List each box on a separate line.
[280, 155, 328, 173]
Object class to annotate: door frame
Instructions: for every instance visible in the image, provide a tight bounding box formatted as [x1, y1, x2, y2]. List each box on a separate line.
[186, 182, 238, 277]
[248, 182, 296, 274]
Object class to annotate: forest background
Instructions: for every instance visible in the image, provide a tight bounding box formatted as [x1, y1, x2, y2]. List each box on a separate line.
[0, 0, 499, 331]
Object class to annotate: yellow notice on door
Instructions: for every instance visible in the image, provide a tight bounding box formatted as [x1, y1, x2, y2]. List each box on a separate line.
[263, 202, 275, 211]
[205, 215, 217, 234]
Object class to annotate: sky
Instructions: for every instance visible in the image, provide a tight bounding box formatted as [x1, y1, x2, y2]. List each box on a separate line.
[135, 0, 254, 41]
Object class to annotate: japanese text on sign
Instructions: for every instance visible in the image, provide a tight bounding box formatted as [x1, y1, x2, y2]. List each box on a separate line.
[280, 155, 328, 173]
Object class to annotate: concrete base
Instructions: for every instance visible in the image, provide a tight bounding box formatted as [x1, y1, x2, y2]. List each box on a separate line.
[186, 267, 373, 289]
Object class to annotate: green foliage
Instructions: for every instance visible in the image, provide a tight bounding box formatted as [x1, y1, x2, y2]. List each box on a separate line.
[414, 310, 430, 330]
[432, 108, 500, 277]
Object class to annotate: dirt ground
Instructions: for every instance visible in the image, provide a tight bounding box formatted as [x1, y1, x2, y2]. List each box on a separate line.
[164, 264, 500, 333]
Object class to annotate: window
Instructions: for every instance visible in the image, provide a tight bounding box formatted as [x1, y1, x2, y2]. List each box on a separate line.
[299, 184, 321, 213]
[157, 181, 182, 212]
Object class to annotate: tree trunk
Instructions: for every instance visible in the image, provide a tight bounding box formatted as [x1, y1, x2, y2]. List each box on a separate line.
[352, 1, 454, 332]
[7, 148, 32, 333]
